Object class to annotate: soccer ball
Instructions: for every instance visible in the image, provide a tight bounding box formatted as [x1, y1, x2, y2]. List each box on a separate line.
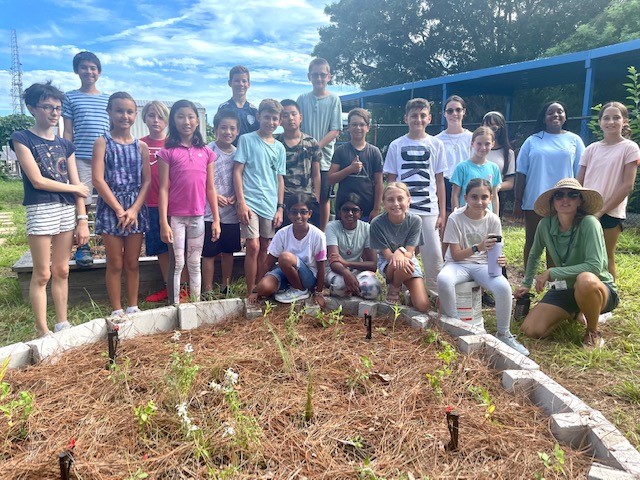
[357, 271, 382, 300]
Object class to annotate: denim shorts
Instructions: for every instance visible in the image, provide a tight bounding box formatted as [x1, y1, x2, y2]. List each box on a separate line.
[377, 254, 423, 279]
[267, 257, 317, 291]
[145, 207, 168, 256]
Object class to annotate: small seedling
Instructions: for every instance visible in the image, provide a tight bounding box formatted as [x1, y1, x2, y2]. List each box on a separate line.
[134, 400, 158, 429]
[263, 300, 274, 317]
[468, 385, 496, 421]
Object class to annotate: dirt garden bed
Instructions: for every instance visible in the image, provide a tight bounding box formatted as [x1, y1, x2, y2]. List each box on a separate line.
[1, 307, 592, 479]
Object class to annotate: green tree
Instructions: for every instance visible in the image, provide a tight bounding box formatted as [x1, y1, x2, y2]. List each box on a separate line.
[0, 114, 34, 147]
[546, 0, 640, 56]
[314, 0, 610, 90]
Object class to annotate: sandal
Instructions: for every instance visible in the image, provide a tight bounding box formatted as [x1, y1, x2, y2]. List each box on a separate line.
[385, 285, 401, 304]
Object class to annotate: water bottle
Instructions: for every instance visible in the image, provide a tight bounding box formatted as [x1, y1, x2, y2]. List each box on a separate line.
[514, 293, 533, 321]
[487, 234, 503, 277]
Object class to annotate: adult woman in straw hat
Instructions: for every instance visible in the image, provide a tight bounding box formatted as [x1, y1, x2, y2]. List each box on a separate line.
[514, 178, 618, 349]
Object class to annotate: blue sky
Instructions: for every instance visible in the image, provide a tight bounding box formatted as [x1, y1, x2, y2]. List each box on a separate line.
[0, 0, 358, 118]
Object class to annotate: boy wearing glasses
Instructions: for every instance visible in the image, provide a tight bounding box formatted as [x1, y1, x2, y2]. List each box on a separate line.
[328, 108, 383, 222]
[62, 51, 110, 267]
[275, 99, 323, 228]
[383, 98, 447, 298]
[297, 58, 343, 231]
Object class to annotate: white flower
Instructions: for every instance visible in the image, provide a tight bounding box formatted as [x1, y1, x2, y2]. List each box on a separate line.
[176, 402, 188, 418]
[171, 330, 181, 342]
[209, 381, 223, 392]
[189, 424, 200, 432]
[224, 368, 239, 387]
[184, 343, 194, 354]
[222, 423, 235, 438]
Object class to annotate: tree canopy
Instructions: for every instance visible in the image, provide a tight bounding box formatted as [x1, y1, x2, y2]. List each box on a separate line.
[546, 0, 640, 56]
[0, 115, 34, 147]
[313, 0, 610, 90]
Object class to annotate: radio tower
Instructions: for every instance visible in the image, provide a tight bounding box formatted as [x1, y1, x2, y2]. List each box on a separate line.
[10, 29, 25, 115]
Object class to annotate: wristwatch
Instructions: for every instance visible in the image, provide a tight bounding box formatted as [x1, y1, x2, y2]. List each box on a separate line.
[277, 203, 285, 209]
[398, 246, 408, 255]
[472, 244, 479, 254]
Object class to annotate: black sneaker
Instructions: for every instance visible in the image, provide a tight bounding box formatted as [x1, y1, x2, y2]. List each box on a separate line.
[482, 291, 495, 307]
[74, 244, 93, 267]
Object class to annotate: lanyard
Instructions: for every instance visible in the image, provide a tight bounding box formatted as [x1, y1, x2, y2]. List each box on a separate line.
[550, 224, 577, 267]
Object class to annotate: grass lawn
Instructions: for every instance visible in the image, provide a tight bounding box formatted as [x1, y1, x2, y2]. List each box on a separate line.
[1, 179, 639, 451]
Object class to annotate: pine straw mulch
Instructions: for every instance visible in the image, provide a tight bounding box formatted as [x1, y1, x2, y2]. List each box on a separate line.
[1, 307, 593, 479]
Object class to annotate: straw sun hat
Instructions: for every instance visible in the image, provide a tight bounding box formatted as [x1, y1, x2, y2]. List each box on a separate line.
[533, 178, 603, 217]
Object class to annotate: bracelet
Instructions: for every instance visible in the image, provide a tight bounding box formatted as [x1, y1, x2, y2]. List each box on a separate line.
[77, 215, 89, 220]
[277, 203, 285, 209]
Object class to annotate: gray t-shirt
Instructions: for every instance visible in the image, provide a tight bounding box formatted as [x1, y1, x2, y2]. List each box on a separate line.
[297, 92, 342, 171]
[205, 142, 238, 224]
[325, 219, 370, 262]
[370, 212, 423, 253]
[443, 206, 502, 264]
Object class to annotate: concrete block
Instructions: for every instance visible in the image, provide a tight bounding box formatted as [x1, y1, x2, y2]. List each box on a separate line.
[112, 306, 177, 340]
[437, 314, 486, 337]
[502, 369, 591, 416]
[550, 411, 591, 449]
[244, 299, 262, 320]
[337, 297, 362, 316]
[408, 314, 430, 330]
[195, 298, 244, 326]
[26, 319, 107, 363]
[0, 342, 32, 369]
[588, 463, 640, 480]
[303, 297, 321, 317]
[358, 301, 377, 318]
[323, 296, 340, 312]
[178, 304, 198, 330]
[399, 306, 423, 325]
[458, 334, 539, 371]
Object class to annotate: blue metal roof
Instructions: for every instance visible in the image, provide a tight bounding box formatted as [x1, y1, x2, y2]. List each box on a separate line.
[340, 39, 640, 110]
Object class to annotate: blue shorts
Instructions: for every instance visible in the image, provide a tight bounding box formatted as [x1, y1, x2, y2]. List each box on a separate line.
[267, 257, 317, 291]
[145, 207, 168, 256]
[377, 254, 423, 279]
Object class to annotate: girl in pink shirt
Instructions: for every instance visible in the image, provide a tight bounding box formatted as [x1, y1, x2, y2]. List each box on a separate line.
[157, 100, 220, 303]
[577, 101, 640, 279]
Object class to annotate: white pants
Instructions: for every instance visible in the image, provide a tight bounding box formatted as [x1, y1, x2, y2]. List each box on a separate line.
[168, 215, 205, 303]
[419, 215, 443, 297]
[437, 262, 513, 335]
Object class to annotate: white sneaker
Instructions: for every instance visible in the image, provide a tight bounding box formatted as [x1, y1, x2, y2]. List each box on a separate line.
[495, 332, 530, 356]
[126, 306, 141, 314]
[53, 321, 72, 332]
[275, 288, 310, 304]
[598, 312, 613, 324]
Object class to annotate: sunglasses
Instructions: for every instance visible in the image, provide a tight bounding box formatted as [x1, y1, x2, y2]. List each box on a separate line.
[289, 209, 310, 216]
[341, 207, 361, 214]
[552, 191, 582, 200]
[445, 107, 464, 115]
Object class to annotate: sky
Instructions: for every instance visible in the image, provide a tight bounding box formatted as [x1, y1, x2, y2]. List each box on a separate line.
[0, 0, 358, 119]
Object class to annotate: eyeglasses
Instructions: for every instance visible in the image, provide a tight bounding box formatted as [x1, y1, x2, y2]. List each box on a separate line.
[37, 105, 62, 113]
[310, 73, 329, 79]
[445, 107, 464, 115]
[552, 191, 582, 200]
[289, 209, 310, 216]
[348, 122, 368, 129]
[341, 207, 361, 214]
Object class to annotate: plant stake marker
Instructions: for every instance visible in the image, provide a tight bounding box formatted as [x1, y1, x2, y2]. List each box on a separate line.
[364, 311, 372, 340]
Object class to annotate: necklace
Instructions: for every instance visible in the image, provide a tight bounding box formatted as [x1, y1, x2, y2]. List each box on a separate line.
[341, 224, 357, 256]
[442, 131, 467, 152]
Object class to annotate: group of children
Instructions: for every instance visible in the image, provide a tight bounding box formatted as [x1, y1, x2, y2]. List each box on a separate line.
[12, 51, 638, 356]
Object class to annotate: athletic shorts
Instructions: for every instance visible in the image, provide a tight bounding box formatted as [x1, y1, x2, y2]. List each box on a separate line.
[202, 222, 241, 258]
[539, 283, 619, 315]
[240, 214, 275, 240]
[75, 158, 94, 206]
[145, 206, 169, 256]
[600, 214, 624, 231]
[26, 202, 75, 236]
[319, 170, 333, 203]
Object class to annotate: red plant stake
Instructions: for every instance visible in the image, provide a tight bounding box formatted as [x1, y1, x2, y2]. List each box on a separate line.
[59, 438, 75, 480]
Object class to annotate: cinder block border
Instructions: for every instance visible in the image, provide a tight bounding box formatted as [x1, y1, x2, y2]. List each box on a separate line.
[2, 296, 639, 477]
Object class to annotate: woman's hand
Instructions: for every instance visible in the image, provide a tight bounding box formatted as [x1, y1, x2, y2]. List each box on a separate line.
[75, 184, 90, 198]
[497, 254, 507, 267]
[479, 235, 498, 252]
[514, 286, 530, 299]
[343, 270, 361, 295]
[218, 195, 229, 207]
[313, 291, 326, 308]
[534, 269, 551, 293]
